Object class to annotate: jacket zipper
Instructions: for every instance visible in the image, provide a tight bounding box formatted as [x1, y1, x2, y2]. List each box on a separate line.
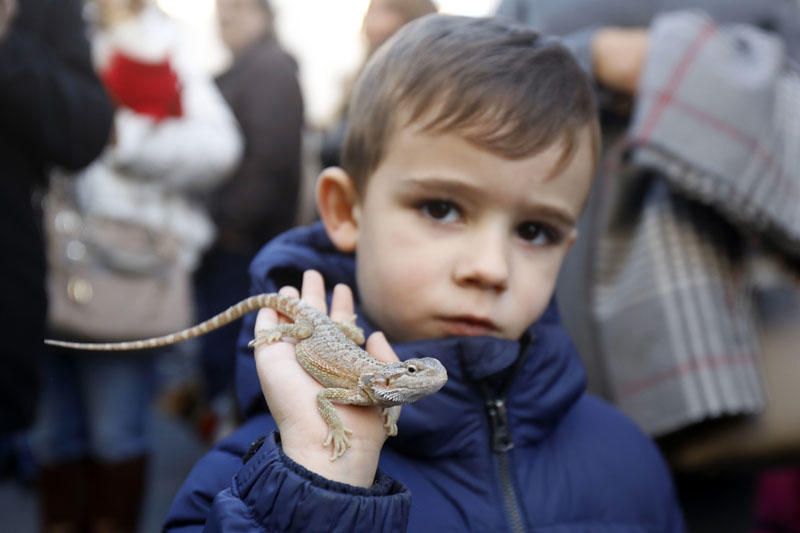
[486, 395, 526, 533]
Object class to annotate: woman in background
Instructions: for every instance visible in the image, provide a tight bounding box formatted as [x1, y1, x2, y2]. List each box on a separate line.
[32, 1, 241, 531]
[187, 0, 305, 442]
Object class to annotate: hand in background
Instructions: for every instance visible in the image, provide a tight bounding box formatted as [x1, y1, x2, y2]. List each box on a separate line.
[253, 269, 399, 488]
[96, 0, 139, 29]
[592, 28, 649, 95]
[0, 0, 16, 40]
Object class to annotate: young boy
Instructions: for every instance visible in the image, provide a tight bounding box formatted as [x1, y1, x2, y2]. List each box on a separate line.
[165, 14, 683, 532]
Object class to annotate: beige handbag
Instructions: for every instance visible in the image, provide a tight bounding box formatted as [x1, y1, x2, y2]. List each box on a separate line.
[45, 176, 192, 342]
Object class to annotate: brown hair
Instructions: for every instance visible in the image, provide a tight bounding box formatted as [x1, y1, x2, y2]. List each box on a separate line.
[342, 15, 599, 192]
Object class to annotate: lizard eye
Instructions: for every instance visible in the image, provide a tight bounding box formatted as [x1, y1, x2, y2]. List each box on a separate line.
[406, 365, 417, 374]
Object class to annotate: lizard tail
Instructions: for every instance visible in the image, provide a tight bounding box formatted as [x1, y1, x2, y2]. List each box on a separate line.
[44, 293, 296, 352]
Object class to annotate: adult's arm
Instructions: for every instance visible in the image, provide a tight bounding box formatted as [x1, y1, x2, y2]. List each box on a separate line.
[0, 0, 113, 171]
[110, 72, 242, 193]
[109, 10, 242, 192]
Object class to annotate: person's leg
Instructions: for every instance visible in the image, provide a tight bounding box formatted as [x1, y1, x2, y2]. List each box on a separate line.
[194, 248, 251, 401]
[82, 352, 156, 533]
[29, 351, 91, 533]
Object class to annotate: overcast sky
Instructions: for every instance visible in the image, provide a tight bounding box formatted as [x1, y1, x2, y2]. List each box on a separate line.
[156, 0, 500, 126]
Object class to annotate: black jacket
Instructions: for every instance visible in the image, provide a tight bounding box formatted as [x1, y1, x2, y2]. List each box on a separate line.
[211, 35, 304, 255]
[0, 0, 113, 432]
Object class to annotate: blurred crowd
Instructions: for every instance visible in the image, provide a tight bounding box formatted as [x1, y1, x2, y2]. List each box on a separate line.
[1, 0, 800, 531]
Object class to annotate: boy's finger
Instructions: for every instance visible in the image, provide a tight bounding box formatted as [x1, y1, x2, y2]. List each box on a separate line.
[277, 286, 299, 324]
[253, 307, 279, 356]
[280, 285, 300, 298]
[365, 332, 400, 363]
[301, 270, 327, 314]
[330, 283, 355, 323]
[254, 307, 277, 332]
[254, 285, 298, 337]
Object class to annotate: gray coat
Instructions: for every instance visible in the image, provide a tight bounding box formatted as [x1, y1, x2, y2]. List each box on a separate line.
[496, 0, 800, 59]
[497, 0, 800, 435]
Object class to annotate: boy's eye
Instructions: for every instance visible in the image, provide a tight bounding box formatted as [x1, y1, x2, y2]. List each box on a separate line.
[516, 222, 558, 246]
[420, 200, 460, 222]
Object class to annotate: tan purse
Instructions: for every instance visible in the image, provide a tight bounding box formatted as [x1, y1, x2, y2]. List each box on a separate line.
[45, 176, 192, 342]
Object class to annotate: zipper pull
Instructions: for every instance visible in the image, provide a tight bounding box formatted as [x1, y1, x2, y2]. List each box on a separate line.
[486, 398, 513, 453]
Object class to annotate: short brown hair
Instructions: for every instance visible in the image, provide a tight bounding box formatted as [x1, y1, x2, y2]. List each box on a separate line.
[342, 15, 599, 192]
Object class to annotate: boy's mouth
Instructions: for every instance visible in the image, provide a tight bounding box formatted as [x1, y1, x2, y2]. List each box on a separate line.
[438, 315, 499, 337]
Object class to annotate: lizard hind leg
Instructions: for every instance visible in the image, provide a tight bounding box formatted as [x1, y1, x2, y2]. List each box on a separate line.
[248, 322, 312, 349]
[336, 315, 365, 345]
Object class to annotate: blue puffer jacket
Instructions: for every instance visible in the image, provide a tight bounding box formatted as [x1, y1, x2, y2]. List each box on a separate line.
[164, 224, 684, 532]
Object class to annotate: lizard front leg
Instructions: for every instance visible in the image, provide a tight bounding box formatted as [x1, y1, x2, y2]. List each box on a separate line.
[381, 406, 401, 437]
[316, 388, 372, 461]
[249, 321, 313, 348]
[381, 405, 403, 437]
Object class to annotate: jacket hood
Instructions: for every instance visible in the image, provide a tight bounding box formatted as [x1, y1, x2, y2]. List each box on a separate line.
[235, 223, 586, 453]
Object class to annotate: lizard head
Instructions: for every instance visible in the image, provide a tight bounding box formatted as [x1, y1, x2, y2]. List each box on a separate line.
[362, 357, 448, 405]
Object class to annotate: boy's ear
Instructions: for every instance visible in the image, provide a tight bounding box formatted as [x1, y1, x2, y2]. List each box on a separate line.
[316, 167, 361, 253]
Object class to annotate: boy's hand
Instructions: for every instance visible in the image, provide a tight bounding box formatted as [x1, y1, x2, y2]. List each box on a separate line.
[97, 0, 137, 28]
[592, 28, 649, 95]
[253, 269, 399, 488]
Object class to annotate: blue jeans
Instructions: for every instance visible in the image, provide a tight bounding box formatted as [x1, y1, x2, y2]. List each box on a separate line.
[29, 349, 156, 465]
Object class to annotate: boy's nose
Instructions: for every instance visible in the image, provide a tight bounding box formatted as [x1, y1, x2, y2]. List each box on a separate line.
[452, 231, 509, 292]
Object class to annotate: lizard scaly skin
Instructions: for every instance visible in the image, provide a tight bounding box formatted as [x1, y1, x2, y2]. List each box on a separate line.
[45, 293, 448, 460]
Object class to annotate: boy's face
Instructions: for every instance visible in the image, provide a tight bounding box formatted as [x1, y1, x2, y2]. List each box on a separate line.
[335, 124, 594, 343]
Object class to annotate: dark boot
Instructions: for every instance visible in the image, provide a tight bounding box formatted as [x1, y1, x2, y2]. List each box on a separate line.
[37, 459, 89, 533]
[86, 455, 148, 533]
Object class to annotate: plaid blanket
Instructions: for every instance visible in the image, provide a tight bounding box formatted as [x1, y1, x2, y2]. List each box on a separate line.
[592, 11, 800, 436]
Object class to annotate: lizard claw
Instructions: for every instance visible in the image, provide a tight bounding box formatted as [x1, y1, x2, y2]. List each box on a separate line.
[323, 426, 353, 461]
[248, 329, 285, 349]
[382, 406, 400, 437]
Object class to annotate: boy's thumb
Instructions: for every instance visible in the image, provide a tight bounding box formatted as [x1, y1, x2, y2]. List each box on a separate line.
[365, 332, 399, 363]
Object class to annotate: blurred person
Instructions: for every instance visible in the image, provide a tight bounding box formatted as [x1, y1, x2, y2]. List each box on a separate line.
[319, 0, 436, 168]
[362, 0, 439, 55]
[0, 0, 112, 464]
[496, 0, 800, 530]
[30, 0, 241, 531]
[187, 0, 303, 439]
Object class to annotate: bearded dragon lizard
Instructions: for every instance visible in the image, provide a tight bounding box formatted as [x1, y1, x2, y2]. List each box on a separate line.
[45, 293, 448, 460]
